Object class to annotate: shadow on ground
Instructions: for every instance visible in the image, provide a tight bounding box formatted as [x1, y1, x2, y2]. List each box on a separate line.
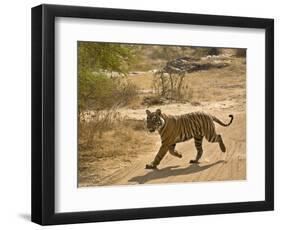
[128, 160, 225, 184]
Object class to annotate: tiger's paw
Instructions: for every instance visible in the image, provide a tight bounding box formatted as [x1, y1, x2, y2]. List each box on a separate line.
[145, 163, 158, 170]
[189, 159, 199, 164]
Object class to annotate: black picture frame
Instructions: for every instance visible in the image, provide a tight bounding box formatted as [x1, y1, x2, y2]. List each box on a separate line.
[31, 4, 274, 225]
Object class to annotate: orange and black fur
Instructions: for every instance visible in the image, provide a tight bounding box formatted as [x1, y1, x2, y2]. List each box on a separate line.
[145, 109, 233, 169]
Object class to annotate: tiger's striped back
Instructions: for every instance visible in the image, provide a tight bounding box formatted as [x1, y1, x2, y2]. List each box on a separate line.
[159, 112, 216, 145]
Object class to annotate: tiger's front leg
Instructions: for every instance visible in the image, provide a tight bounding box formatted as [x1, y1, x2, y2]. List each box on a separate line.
[145, 145, 169, 169]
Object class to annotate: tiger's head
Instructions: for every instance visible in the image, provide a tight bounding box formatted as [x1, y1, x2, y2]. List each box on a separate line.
[145, 109, 164, 132]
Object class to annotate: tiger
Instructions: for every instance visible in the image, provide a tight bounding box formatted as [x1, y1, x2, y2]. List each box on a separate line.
[145, 109, 233, 169]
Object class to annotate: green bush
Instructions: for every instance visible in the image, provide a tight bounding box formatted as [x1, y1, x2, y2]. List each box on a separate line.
[78, 42, 138, 114]
[79, 71, 115, 112]
[78, 71, 138, 113]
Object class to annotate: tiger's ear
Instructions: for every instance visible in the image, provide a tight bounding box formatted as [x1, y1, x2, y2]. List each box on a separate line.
[146, 110, 151, 115]
[156, 109, 161, 116]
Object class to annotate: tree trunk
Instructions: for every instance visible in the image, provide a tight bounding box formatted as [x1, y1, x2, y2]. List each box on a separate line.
[177, 73, 185, 98]
[169, 73, 174, 98]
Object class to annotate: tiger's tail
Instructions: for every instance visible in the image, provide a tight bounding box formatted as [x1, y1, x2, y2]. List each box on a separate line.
[212, 114, 234, 127]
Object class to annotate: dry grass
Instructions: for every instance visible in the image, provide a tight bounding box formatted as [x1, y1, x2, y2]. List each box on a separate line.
[186, 57, 246, 102]
[79, 109, 123, 148]
[78, 116, 157, 186]
[78, 109, 157, 186]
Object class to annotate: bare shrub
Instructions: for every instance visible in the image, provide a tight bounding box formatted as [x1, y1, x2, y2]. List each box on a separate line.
[152, 54, 229, 102]
[175, 82, 194, 102]
[79, 108, 147, 153]
[152, 72, 187, 100]
[152, 72, 169, 96]
[152, 71, 194, 103]
[113, 79, 138, 106]
[79, 109, 123, 149]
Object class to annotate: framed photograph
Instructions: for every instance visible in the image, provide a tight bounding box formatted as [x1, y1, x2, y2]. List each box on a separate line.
[31, 4, 274, 225]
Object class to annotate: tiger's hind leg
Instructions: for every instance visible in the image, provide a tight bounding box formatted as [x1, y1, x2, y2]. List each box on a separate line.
[190, 136, 203, 164]
[209, 134, 226, 152]
[168, 144, 182, 158]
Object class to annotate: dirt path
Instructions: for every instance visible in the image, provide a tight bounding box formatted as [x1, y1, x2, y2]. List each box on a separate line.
[96, 112, 246, 186]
